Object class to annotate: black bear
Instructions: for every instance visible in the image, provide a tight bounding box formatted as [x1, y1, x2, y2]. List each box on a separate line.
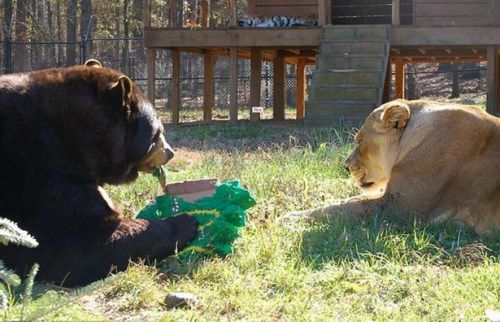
[0, 60, 198, 286]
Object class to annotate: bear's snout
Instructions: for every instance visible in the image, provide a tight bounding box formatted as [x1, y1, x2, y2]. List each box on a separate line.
[138, 134, 175, 172]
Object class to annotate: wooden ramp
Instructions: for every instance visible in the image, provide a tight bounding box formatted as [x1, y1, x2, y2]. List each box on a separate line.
[306, 25, 390, 124]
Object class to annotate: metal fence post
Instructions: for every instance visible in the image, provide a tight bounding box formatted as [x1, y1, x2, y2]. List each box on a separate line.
[2, 5, 13, 74]
[2, 36, 12, 74]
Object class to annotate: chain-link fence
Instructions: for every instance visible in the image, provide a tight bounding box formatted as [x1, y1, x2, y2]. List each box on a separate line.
[0, 37, 488, 121]
[401, 62, 487, 105]
[0, 38, 311, 121]
[152, 50, 310, 121]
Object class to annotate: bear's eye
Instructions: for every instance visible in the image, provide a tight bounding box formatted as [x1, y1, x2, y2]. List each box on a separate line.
[152, 129, 161, 143]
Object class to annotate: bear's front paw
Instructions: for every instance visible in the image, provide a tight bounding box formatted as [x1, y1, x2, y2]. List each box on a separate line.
[166, 214, 199, 249]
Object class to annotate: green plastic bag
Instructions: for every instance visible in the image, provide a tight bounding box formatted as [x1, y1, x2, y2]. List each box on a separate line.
[136, 180, 256, 258]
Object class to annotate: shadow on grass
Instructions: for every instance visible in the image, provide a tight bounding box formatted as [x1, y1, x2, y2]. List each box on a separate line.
[300, 213, 500, 270]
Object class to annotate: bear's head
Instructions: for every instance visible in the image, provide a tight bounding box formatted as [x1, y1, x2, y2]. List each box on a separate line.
[40, 60, 175, 185]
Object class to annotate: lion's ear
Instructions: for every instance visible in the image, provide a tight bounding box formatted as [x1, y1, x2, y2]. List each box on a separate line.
[84, 59, 102, 68]
[380, 101, 410, 130]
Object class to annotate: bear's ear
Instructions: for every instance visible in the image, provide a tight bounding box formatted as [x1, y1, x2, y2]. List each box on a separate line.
[84, 59, 102, 68]
[380, 100, 410, 130]
[110, 76, 135, 116]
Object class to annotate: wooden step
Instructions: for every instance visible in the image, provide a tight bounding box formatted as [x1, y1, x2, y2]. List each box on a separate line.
[311, 70, 383, 87]
[309, 85, 379, 101]
[306, 99, 378, 110]
[318, 56, 386, 70]
[320, 42, 387, 56]
[306, 25, 389, 124]
[322, 26, 389, 41]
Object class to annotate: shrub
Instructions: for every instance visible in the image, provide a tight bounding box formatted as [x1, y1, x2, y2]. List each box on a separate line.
[0, 218, 39, 310]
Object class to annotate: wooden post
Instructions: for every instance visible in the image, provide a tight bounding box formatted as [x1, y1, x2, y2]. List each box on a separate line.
[318, 0, 329, 26]
[250, 48, 261, 121]
[170, 0, 178, 27]
[395, 61, 405, 99]
[392, 0, 400, 25]
[201, 0, 210, 28]
[273, 54, 285, 121]
[203, 51, 214, 123]
[382, 61, 392, 104]
[325, 0, 332, 25]
[487, 45, 500, 115]
[228, 0, 237, 27]
[296, 59, 307, 120]
[143, 0, 151, 28]
[318, 0, 326, 27]
[146, 48, 156, 107]
[172, 49, 181, 124]
[229, 47, 238, 122]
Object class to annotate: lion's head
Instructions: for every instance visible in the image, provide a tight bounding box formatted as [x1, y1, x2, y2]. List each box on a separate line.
[346, 100, 411, 191]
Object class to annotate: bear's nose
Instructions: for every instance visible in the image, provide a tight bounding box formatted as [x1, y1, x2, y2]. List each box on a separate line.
[165, 146, 174, 162]
[344, 164, 350, 173]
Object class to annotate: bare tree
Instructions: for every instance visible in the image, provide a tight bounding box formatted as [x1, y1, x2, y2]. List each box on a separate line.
[80, 0, 93, 60]
[3, 0, 13, 73]
[121, 0, 129, 72]
[131, 0, 143, 37]
[56, 0, 64, 66]
[66, 0, 78, 66]
[450, 62, 460, 99]
[45, 0, 56, 64]
[15, 0, 29, 71]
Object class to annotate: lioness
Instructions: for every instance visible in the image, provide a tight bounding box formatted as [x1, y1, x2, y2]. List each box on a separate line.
[295, 99, 500, 236]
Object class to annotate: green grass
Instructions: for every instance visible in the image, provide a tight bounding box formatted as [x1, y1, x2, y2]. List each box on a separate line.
[5, 122, 500, 321]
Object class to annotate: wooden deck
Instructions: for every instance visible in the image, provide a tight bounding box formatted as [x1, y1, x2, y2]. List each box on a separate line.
[145, 26, 500, 48]
[142, 0, 500, 123]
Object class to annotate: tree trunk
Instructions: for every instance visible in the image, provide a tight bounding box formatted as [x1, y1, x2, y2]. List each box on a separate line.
[45, 0, 57, 68]
[450, 62, 460, 99]
[15, 0, 29, 72]
[3, 0, 13, 73]
[56, 0, 64, 66]
[406, 64, 417, 100]
[122, 0, 130, 73]
[80, 0, 93, 61]
[131, 0, 143, 37]
[30, 0, 42, 70]
[66, 0, 78, 66]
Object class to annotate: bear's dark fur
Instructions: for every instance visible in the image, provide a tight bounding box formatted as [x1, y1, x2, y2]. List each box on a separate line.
[0, 63, 198, 286]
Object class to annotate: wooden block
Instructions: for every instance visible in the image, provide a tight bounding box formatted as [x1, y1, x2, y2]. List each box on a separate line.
[166, 179, 219, 203]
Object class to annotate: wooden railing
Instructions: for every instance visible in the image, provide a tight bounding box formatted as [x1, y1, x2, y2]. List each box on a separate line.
[392, 0, 400, 25]
[330, 0, 413, 26]
[144, 0, 409, 29]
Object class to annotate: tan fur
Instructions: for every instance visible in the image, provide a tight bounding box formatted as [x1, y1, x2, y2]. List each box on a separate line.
[298, 99, 500, 236]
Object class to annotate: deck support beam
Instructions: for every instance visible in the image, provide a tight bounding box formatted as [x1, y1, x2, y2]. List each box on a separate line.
[201, 0, 210, 28]
[203, 51, 214, 122]
[296, 59, 307, 119]
[273, 54, 286, 120]
[228, 0, 237, 27]
[229, 47, 238, 122]
[392, 0, 400, 25]
[382, 61, 392, 104]
[487, 45, 500, 115]
[172, 49, 181, 124]
[169, 0, 178, 27]
[395, 61, 405, 99]
[250, 48, 261, 121]
[143, 0, 151, 28]
[146, 48, 156, 107]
